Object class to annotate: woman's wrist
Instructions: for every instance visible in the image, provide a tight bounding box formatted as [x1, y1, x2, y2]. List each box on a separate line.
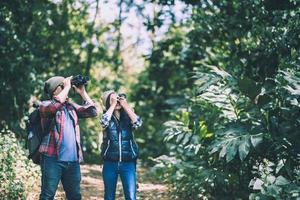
[111, 102, 117, 107]
[122, 102, 130, 109]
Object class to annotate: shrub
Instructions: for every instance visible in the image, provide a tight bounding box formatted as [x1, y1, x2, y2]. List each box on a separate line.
[0, 130, 40, 200]
[154, 68, 300, 199]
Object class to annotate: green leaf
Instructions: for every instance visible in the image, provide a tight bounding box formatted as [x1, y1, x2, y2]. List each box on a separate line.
[208, 65, 232, 79]
[275, 159, 285, 174]
[176, 132, 185, 143]
[266, 175, 276, 184]
[199, 121, 214, 139]
[266, 185, 281, 197]
[182, 134, 191, 145]
[219, 143, 227, 158]
[238, 77, 261, 100]
[205, 133, 214, 138]
[256, 94, 272, 107]
[275, 176, 290, 186]
[238, 136, 251, 161]
[250, 133, 263, 148]
[253, 178, 264, 190]
[210, 145, 220, 154]
[226, 140, 238, 162]
[181, 111, 189, 126]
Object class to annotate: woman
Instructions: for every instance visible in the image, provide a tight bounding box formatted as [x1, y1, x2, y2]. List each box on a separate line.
[100, 90, 142, 200]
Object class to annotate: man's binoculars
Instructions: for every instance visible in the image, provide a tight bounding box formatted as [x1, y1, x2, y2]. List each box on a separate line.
[71, 75, 89, 87]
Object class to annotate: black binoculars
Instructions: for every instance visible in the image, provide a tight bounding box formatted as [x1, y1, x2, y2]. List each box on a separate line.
[71, 75, 89, 87]
[117, 93, 126, 101]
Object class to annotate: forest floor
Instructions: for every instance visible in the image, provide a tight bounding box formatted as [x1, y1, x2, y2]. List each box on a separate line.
[27, 164, 170, 200]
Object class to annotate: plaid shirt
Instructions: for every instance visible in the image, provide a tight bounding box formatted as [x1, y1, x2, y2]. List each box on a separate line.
[39, 97, 97, 162]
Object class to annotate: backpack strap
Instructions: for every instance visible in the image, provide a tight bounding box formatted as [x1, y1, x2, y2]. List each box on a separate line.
[39, 107, 55, 138]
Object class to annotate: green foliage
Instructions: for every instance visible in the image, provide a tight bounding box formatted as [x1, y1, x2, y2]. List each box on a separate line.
[0, 0, 122, 163]
[154, 67, 300, 198]
[249, 159, 300, 199]
[1, 0, 300, 198]
[132, 25, 194, 162]
[0, 130, 40, 199]
[153, 155, 216, 200]
[148, 0, 300, 198]
[0, 0, 88, 132]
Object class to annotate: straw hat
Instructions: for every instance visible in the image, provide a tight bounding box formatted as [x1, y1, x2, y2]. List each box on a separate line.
[102, 90, 115, 109]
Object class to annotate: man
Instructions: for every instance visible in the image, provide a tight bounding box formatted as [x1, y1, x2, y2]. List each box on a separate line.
[39, 76, 97, 200]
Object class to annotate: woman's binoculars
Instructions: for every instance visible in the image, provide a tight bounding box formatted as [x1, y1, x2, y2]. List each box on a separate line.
[117, 93, 126, 101]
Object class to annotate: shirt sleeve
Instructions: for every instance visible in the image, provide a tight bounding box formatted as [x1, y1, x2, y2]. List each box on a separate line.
[132, 116, 142, 130]
[100, 112, 111, 129]
[39, 97, 64, 118]
[72, 101, 98, 119]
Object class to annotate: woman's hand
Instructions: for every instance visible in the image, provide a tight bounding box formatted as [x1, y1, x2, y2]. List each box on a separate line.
[110, 93, 118, 107]
[118, 96, 128, 108]
[118, 96, 139, 123]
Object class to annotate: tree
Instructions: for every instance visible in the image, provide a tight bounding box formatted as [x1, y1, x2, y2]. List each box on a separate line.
[145, 0, 300, 198]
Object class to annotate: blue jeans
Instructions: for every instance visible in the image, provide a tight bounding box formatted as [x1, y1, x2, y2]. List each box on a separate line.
[39, 155, 81, 200]
[102, 161, 136, 200]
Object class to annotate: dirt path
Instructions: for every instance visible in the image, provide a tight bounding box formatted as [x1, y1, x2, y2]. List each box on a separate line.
[27, 164, 169, 200]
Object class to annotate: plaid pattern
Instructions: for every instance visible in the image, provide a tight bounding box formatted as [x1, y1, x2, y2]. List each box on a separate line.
[39, 97, 97, 162]
[132, 117, 143, 130]
[99, 113, 110, 129]
[100, 112, 142, 130]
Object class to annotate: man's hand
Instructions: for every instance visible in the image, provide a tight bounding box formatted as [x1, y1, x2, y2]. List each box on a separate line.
[54, 76, 72, 103]
[63, 76, 72, 90]
[73, 85, 86, 95]
[72, 82, 95, 106]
